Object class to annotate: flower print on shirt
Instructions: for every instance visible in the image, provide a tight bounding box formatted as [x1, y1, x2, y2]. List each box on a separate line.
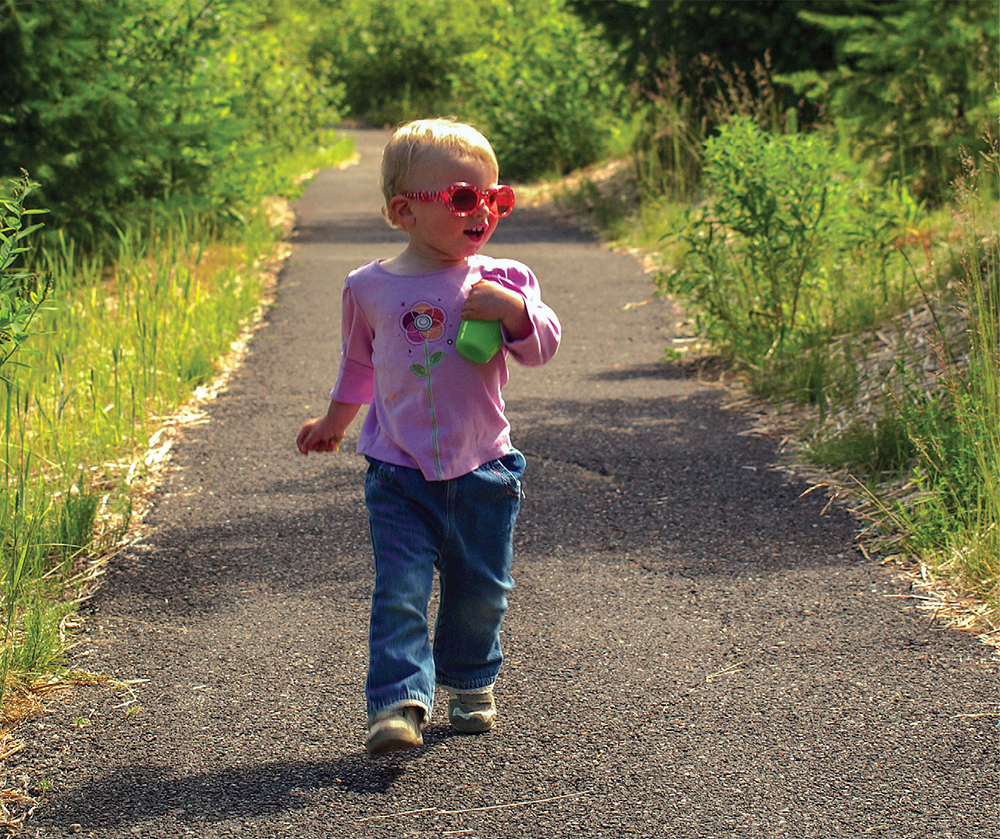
[400, 301, 447, 479]
[401, 303, 446, 345]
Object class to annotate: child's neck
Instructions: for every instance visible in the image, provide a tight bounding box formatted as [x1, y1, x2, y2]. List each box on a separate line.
[381, 247, 474, 276]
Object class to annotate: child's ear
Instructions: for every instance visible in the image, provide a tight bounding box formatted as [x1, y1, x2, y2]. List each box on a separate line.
[388, 195, 415, 229]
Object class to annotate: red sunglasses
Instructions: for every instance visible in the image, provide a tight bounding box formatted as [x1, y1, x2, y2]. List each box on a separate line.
[401, 182, 515, 217]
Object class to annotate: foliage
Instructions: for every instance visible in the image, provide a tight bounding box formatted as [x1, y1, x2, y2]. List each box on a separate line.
[659, 117, 922, 385]
[780, 0, 999, 200]
[574, 0, 998, 208]
[0, 0, 342, 245]
[569, 0, 851, 93]
[307, 0, 625, 181]
[0, 0, 994, 710]
[568, 1, 858, 203]
[628, 51, 795, 201]
[306, 0, 475, 127]
[0, 196, 317, 711]
[570, 0, 853, 192]
[0, 174, 57, 708]
[0, 172, 51, 375]
[449, 0, 624, 181]
[0, 0, 352, 718]
[867, 148, 999, 606]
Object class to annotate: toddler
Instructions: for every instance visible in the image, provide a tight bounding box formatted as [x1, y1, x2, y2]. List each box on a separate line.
[297, 118, 561, 756]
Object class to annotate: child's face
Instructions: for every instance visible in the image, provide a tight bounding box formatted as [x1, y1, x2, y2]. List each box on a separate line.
[392, 152, 503, 269]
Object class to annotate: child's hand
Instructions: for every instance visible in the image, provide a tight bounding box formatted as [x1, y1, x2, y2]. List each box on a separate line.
[297, 400, 361, 455]
[296, 415, 343, 455]
[461, 279, 512, 320]
[462, 280, 531, 340]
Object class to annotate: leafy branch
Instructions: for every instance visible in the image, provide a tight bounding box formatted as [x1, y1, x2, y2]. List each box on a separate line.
[0, 171, 53, 376]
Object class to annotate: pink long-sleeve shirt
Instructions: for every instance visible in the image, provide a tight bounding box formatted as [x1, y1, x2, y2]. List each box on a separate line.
[330, 255, 561, 481]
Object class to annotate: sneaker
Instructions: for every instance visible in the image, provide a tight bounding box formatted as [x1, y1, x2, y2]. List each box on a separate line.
[447, 688, 496, 733]
[365, 705, 424, 756]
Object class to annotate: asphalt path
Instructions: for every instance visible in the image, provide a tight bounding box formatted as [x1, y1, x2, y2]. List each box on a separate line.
[14, 128, 997, 838]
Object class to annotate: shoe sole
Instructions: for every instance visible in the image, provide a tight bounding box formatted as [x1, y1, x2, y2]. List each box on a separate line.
[365, 720, 423, 756]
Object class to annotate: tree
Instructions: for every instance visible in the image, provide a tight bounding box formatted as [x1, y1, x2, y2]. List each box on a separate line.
[568, 0, 856, 102]
[0, 0, 339, 243]
[787, 0, 999, 198]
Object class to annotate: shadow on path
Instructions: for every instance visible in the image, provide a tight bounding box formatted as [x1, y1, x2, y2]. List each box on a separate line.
[81, 388, 858, 629]
[41, 725, 466, 831]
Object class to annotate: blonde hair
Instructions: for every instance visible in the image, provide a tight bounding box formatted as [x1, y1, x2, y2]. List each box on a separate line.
[380, 118, 499, 223]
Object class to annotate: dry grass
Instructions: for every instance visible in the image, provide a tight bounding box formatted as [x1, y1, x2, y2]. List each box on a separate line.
[0, 777, 36, 832]
[727, 323, 1000, 650]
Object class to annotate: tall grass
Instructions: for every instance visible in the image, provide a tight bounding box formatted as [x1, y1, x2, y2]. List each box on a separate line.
[28, 211, 272, 475]
[1, 213, 270, 708]
[859, 146, 999, 611]
[630, 52, 790, 203]
[0, 186, 335, 714]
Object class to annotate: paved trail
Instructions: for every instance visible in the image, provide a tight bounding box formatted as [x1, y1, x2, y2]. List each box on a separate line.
[16, 129, 996, 838]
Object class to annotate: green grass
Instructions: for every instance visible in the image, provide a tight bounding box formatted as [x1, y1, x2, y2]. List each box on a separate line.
[808, 415, 917, 475]
[874, 225, 999, 609]
[1, 215, 276, 712]
[0, 136, 354, 718]
[817, 148, 999, 615]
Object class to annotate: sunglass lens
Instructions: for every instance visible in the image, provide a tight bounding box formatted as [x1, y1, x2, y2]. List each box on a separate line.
[450, 187, 480, 214]
[494, 187, 514, 216]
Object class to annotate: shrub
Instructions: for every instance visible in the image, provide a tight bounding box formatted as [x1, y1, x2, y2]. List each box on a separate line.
[308, 0, 624, 182]
[449, 0, 625, 181]
[307, 0, 474, 126]
[0, 0, 342, 245]
[659, 117, 922, 383]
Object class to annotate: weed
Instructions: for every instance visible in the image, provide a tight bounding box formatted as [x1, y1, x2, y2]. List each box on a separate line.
[629, 116, 997, 622]
[658, 116, 923, 395]
[0, 173, 53, 378]
[812, 140, 998, 614]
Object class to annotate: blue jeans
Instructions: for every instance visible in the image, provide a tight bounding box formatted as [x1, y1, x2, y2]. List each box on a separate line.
[363, 450, 525, 720]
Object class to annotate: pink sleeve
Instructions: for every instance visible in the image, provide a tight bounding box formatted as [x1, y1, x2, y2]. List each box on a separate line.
[330, 284, 375, 404]
[492, 263, 561, 367]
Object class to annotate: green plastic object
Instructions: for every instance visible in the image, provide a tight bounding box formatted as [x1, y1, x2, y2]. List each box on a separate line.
[456, 318, 503, 363]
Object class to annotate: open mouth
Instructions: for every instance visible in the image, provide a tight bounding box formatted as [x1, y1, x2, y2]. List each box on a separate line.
[464, 225, 487, 241]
